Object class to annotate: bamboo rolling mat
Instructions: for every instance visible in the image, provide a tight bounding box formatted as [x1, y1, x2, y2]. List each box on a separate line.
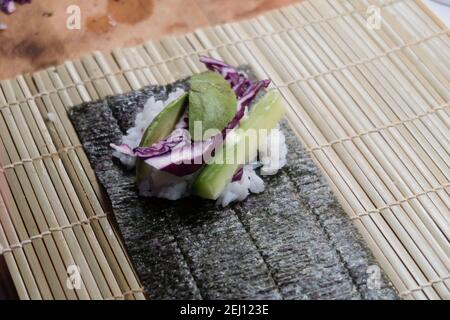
[0, 0, 448, 300]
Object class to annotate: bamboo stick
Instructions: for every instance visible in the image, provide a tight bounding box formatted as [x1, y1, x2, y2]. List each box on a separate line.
[0, 186, 34, 299]
[414, 0, 450, 36]
[0, 108, 59, 299]
[48, 55, 145, 299]
[143, 41, 178, 84]
[394, 1, 449, 72]
[316, 0, 448, 248]
[321, 0, 450, 239]
[2, 78, 106, 298]
[89, 51, 147, 300]
[70, 60, 100, 102]
[337, 0, 450, 227]
[377, 6, 449, 102]
[322, 0, 448, 225]
[298, 7, 446, 298]
[112, 49, 142, 91]
[134, 46, 167, 84]
[3, 78, 91, 300]
[298, 0, 447, 297]
[29, 71, 121, 299]
[123, 47, 156, 86]
[285, 0, 449, 298]
[337, 2, 450, 171]
[94, 51, 131, 94]
[45, 68, 109, 210]
[332, 0, 447, 156]
[86, 50, 147, 299]
[96, 50, 150, 299]
[18, 73, 125, 300]
[323, 0, 450, 237]
[380, 1, 449, 76]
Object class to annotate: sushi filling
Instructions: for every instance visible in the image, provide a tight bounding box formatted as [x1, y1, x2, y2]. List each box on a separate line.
[112, 57, 288, 206]
[112, 88, 186, 169]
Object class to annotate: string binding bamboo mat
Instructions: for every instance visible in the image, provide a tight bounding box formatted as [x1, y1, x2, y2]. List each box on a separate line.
[0, 0, 448, 300]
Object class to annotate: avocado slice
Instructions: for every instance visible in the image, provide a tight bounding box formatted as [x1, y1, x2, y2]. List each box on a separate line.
[192, 91, 286, 200]
[136, 93, 188, 183]
[189, 71, 237, 141]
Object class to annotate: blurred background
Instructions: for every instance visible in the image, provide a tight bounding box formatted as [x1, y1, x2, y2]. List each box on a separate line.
[0, 0, 298, 79]
[0, 0, 448, 80]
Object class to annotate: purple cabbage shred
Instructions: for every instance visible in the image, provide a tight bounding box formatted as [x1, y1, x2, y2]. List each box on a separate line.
[111, 129, 187, 159]
[232, 167, 244, 182]
[0, 0, 31, 14]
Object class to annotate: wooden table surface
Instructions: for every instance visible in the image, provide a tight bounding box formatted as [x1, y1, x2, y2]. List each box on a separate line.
[0, 0, 299, 80]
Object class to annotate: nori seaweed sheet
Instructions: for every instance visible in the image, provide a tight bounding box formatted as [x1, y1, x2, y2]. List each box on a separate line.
[68, 71, 398, 300]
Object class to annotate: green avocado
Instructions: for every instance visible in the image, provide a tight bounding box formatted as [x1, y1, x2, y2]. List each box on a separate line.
[189, 71, 237, 141]
[136, 93, 188, 183]
[139, 93, 188, 147]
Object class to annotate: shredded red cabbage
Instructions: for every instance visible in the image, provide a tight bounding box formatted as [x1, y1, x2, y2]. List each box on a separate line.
[112, 56, 270, 178]
[232, 167, 244, 182]
[111, 129, 188, 159]
[0, 0, 30, 14]
[111, 130, 219, 176]
[143, 137, 218, 176]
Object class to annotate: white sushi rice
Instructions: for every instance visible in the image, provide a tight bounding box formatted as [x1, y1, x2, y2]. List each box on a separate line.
[217, 164, 265, 207]
[258, 126, 288, 176]
[113, 91, 288, 206]
[47, 112, 58, 123]
[217, 129, 287, 207]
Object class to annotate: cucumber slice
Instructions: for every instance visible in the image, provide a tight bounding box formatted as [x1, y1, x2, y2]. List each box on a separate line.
[136, 93, 188, 183]
[192, 91, 285, 200]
